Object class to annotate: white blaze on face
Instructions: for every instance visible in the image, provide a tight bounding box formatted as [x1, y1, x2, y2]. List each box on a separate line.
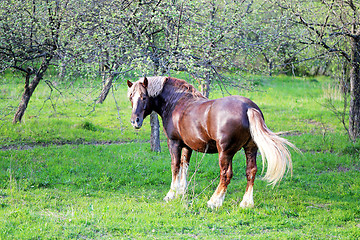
[132, 89, 141, 112]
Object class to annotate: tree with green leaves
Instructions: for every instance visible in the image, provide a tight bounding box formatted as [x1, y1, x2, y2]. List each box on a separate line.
[120, 0, 264, 149]
[275, 0, 360, 141]
[0, 0, 70, 123]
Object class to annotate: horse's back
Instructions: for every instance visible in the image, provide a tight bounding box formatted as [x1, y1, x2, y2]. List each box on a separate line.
[216, 95, 261, 112]
[209, 96, 261, 127]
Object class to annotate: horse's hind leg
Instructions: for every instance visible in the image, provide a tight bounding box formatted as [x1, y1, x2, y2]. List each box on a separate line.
[240, 143, 258, 208]
[207, 151, 234, 209]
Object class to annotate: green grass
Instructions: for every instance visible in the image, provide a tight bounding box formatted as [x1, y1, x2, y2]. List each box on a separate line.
[0, 73, 359, 239]
[1, 143, 359, 239]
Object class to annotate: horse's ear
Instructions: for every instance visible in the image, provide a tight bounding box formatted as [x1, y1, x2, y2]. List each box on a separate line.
[142, 77, 148, 88]
[127, 80, 133, 88]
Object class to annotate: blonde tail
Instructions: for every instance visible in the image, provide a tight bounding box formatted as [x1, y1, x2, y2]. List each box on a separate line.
[247, 108, 297, 185]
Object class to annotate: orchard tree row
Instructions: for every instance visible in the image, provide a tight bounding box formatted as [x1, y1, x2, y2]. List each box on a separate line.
[0, 0, 359, 142]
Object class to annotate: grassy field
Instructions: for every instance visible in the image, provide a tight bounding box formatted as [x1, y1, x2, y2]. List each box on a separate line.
[0, 73, 359, 239]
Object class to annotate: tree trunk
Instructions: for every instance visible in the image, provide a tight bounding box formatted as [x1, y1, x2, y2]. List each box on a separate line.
[349, 36, 360, 141]
[149, 65, 161, 152]
[59, 61, 67, 81]
[150, 111, 161, 152]
[13, 74, 41, 123]
[201, 72, 210, 98]
[13, 57, 51, 124]
[340, 60, 350, 95]
[97, 74, 114, 104]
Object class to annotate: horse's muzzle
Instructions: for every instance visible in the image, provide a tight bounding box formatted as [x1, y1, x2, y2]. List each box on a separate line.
[131, 117, 143, 129]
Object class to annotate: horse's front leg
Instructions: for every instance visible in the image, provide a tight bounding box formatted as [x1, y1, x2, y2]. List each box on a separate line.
[178, 146, 192, 195]
[164, 140, 182, 202]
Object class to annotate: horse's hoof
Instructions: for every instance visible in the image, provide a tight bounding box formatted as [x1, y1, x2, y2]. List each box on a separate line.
[163, 190, 176, 202]
[207, 200, 222, 209]
[239, 200, 254, 208]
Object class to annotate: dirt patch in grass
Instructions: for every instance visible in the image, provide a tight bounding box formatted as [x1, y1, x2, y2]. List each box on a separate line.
[0, 140, 151, 151]
[277, 130, 303, 136]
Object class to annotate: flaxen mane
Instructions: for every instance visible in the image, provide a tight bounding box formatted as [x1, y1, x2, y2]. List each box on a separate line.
[166, 77, 205, 99]
[127, 76, 167, 98]
[127, 76, 205, 99]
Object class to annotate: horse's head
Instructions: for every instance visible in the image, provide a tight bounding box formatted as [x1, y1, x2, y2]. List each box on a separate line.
[127, 77, 152, 129]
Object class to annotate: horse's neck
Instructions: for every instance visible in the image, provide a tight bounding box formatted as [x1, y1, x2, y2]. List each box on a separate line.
[154, 85, 193, 119]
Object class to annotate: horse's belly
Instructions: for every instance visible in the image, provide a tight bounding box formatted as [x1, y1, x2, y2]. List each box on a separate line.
[184, 138, 218, 153]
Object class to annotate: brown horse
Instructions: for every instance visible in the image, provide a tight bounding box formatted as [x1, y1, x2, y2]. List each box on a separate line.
[127, 76, 296, 208]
